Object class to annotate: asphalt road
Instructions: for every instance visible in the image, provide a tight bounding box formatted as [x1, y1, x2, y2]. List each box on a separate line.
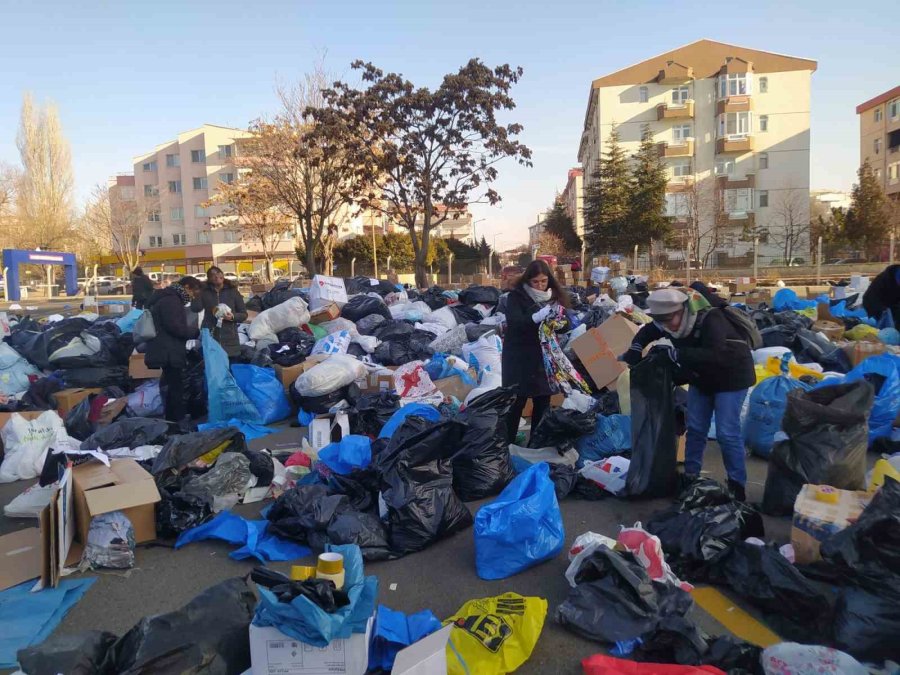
[0, 444, 794, 674]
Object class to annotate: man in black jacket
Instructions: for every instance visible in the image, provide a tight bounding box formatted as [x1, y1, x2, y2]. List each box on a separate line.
[196, 266, 248, 359]
[145, 276, 203, 422]
[622, 287, 755, 500]
[131, 267, 154, 309]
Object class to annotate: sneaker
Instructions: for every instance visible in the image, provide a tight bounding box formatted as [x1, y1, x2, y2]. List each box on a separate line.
[727, 479, 746, 502]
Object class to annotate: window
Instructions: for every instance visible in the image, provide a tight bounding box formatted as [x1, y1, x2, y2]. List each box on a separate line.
[224, 230, 238, 243]
[724, 188, 752, 214]
[889, 163, 900, 184]
[172, 234, 186, 246]
[639, 86, 648, 103]
[220, 172, 235, 185]
[759, 115, 769, 132]
[758, 77, 768, 93]
[665, 193, 689, 218]
[193, 177, 208, 190]
[120, 186, 135, 200]
[719, 73, 751, 98]
[758, 190, 769, 208]
[142, 160, 157, 172]
[672, 86, 689, 104]
[890, 99, 900, 121]
[149, 235, 163, 248]
[147, 210, 160, 222]
[165, 153, 180, 167]
[875, 138, 882, 155]
[758, 152, 769, 170]
[168, 180, 182, 193]
[671, 159, 692, 177]
[715, 159, 735, 176]
[191, 149, 206, 163]
[718, 111, 752, 137]
[875, 108, 883, 123]
[170, 207, 184, 221]
[218, 144, 233, 159]
[875, 168, 882, 180]
[673, 124, 692, 142]
[143, 185, 157, 197]
[194, 205, 210, 218]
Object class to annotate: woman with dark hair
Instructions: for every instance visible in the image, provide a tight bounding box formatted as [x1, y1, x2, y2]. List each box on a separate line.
[502, 259, 571, 443]
[145, 276, 203, 423]
[196, 266, 247, 359]
[131, 267, 154, 309]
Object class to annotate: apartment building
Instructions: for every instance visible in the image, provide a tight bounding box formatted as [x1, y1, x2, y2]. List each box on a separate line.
[578, 39, 816, 264]
[857, 86, 900, 203]
[562, 168, 585, 237]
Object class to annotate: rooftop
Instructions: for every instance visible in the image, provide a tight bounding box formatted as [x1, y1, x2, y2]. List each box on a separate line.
[856, 85, 900, 114]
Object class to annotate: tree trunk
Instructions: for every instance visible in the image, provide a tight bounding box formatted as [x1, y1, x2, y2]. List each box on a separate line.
[265, 256, 274, 282]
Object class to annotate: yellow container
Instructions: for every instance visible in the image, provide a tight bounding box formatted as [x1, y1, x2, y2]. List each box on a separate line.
[869, 459, 900, 491]
[290, 565, 316, 581]
[813, 485, 840, 504]
[316, 552, 345, 590]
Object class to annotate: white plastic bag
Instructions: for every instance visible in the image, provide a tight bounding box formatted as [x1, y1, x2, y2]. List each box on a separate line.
[294, 355, 367, 397]
[464, 371, 503, 405]
[127, 380, 164, 417]
[0, 411, 65, 483]
[565, 531, 616, 587]
[462, 332, 502, 375]
[430, 306, 459, 331]
[351, 334, 379, 354]
[509, 444, 579, 466]
[761, 643, 867, 675]
[384, 290, 409, 306]
[417, 321, 450, 337]
[3, 482, 55, 518]
[318, 318, 358, 336]
[248, 296, 310, 341]
[427, 324, 467, 355]
[311, 329, 352, 356]
[580, 456, 630, 495]
[562, 390, 595, 413]
[393, 362, 442, 405]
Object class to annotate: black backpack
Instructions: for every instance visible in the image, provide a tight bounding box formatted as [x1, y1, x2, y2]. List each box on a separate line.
[720, 306, 763, 349]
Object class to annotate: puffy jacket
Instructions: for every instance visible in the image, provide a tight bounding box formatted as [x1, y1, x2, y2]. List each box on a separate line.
[863, 264, 900, 320]
[144, 287, 199, 369]
[195, 281, 247, 357]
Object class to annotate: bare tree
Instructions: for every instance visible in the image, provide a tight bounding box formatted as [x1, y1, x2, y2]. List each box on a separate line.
[81, 183, 145, 274]
[0, 163, 20, 249]
[767, 189, 810, 263]
[14, 93, 74, 249]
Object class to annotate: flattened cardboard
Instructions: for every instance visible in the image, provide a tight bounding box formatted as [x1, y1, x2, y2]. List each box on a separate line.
[40, 466, 76, 588]
[570, 315, 641, 390]
[433, 373, 475, 401]
[249, 617, 373, 675]
[308, 302, 341, 325]
[0, 527, 41, 591]
[392, 624, 452, 675]
[129, 352, 161, 379]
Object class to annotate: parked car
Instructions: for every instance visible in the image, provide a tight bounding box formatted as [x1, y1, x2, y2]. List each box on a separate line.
[224, 272, 238, 282]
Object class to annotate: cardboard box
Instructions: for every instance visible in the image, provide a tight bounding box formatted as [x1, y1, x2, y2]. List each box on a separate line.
[309, 275, 348, 310]
[841, 340, 886, 368]
[791, 485, 871, 565]
[433, 373, 475, 401]
[40, 466, 77, 588]
[250, 617, 373, 675]
[309, 302, 341, 325]
[308, 412, 350, 451]
[522, 393, 565, 418]
[393, 624, 453, 675]
[53, 388, 102, 416]
[570, 315, 642, 390]
[0, 528, 41, 591]
[728, 282, 756, 294]
[248, 427, 305, 455]
[745, 288, 772, 306]
[129, 352, 161, 379]
[275, 355, 328, 393]
[676, 434, 686, 463]
[98, 303, 127, 316]
[251, 283, 274, 295]
[361, 368, 397, 395]
[71, 459, 161, 546]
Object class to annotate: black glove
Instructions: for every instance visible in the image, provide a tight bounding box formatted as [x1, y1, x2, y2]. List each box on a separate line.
[649, 344, 679, 366]
[619, 344, 644, 366]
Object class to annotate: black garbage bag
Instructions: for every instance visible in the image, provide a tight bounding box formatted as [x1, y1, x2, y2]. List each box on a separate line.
[350, 392, 400, 437]
[293, 384, 356, 414]
[107, 577, 254, 674]
[795, 329, 852, 373]
[356, 313, 387, 336]
[16, 318, 92, 370]
[245, 296, 263, 313]
[261, 280, 304, 310]
[555, 547, 694, 644]
[452, 387, 517, 501]
[244, 450, 274, 486]
[81, 418, 169, 451]
[327, 511, 395, 561]
[449, 305, 483, 324]
[151, 427, 247, 474]
[60, 365, 129, 389]
[462, 324, 494, 342]
[183, 357, 207, 419]
[341, 294, 391, 322]
[626, 353, 677, 498]
[65, 395, 97, 441]
[373, 336, 416, 366]
[267, 484, 349, 544]
[343, 276, 372, 295]
[49, 332, 116, 370]
[250, 567, 349, 610]
[832, 583, 900, 662]
[548, 462, 579, 500]
[759, 325, 797, 348]
[375, 416, 472, 554]
[156, 486, 212, 539]
[327, 466, 380, 512]
[20, 375, 64, 410]
[762, 380, 873, 516]
[751, 309, 777, 331]
[459, 285, 501, 306]
[17, 629, 117, 675]
[370, 279, 398, 297]
[628, 616, 710, 667]
[773, 310, 814, 332]
[420, 286, 449, 310]
[529, 408, 597, 451]
[594, 390, 620, 416]
[373, 319, 414, 341]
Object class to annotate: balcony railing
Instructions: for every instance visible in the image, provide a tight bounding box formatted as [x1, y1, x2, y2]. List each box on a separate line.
[657, 139, 694, 158]
[656, 100, 694, 120]
[716, 96, 753, 115]
[716, 173, 755, 189]
[716, 135, 754, 154]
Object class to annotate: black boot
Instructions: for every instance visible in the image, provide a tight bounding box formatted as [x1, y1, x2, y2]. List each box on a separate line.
[678, 472, 700, 495]
[728, 479, 746, 502]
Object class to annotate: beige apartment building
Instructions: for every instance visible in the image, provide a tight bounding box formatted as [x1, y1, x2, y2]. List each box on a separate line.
[578, 39, 817, 265]
[562, 168, 585, 237]
[857, 86, 900, 203]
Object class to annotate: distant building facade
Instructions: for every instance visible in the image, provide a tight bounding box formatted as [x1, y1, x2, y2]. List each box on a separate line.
[857, 86, 900, 204]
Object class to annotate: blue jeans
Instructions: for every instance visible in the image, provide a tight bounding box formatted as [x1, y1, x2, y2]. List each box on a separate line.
[685, 387, 748, 485]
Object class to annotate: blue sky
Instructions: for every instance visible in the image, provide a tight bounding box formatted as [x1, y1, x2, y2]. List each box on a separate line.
[0, 0, 895, 248]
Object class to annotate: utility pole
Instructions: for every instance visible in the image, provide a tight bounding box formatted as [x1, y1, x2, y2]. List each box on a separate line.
[753, 236, 759, 281]
[816, 236, 823, 285]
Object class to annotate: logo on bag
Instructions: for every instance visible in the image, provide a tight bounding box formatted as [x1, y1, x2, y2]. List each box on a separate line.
[454, 613, 513, 653]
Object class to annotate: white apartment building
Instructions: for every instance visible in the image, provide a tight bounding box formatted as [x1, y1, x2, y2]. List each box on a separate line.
[578, 39, 817, 264]
[562, 168, 585, 237]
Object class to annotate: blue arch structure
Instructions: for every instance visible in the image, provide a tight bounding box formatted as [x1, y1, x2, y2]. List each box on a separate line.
[2, 249, 78, 301]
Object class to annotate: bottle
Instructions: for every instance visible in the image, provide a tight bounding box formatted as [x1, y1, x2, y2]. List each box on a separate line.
[316, 552, 345, 590]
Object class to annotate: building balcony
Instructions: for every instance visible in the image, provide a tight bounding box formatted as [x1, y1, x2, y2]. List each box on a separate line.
[667, 176, 694, 192]
[657, 100, 694, 120]
[716, 135, 754, 154]
[716, 96, 753, 115]
[716, 173, 755, 189]
[726, 211, 755, 229]
[657, 139, 694, 158]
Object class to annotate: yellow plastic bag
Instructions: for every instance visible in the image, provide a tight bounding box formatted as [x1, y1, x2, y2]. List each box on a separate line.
[446, 593, 547, 675]
[869, 458, 900, 491]
[844, 324, 880, 342]
[765, 356, 825, 381]
[755, 364, 775, 384]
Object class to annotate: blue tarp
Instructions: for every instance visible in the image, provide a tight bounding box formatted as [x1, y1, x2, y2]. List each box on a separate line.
[197, 419, 279, 441]
[175, 511, 310, 562]
[369, 605, 442, 671]
[772, 288, 816, 311]
[0, 577, 96, 668]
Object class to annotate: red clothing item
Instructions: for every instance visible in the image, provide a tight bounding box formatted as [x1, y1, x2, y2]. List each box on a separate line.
[582, 654, 725, 675]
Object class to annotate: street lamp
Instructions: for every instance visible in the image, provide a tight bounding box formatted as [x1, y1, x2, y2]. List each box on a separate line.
[471, 218, 486, 244]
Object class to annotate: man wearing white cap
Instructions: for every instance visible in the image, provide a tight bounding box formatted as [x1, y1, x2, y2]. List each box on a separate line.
[621, 287, 755, 500]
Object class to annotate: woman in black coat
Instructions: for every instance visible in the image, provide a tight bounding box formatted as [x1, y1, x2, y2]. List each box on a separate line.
[145, 276, 203, 422]
[196, 266, 248, 359]
[131, 267, 154, 309]
[502, 259, 571, 443]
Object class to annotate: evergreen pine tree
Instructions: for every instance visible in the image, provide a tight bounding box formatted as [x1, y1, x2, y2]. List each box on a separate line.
[583, 125, 630, 253]
[628, 132, 672, 255]
[544, 195, 582, 253]
[845, 161, 890, 259]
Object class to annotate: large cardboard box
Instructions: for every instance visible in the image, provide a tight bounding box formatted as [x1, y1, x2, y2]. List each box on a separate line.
[250, 617, 373, 675]
[728, 282, 756, 294]
[71, 459, 161, 546]
[0, 528, 41, 591]
[309, 275, 348, 310]
[791, 485, 871, 565]
[129, 352, 161, 379]
[361, 368, 397, 395]
[251, 283, 275, 295]
[98, 303, 127, 316]
[309, 302, 341, 325]
[570, 315, 642, 390]
[53, 388, 102, 417]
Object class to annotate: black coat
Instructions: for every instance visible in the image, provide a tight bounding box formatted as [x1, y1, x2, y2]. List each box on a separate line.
[863, 264, 900, 320]
[131, 274, 154, 309]
[195, 281, 247, 357]
[144, 287, 199, 369]
[502, 287, 553, 398]
[624, 308, 755, 394]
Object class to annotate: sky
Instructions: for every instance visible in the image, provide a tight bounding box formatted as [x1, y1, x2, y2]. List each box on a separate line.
[0, 0, 896, 249]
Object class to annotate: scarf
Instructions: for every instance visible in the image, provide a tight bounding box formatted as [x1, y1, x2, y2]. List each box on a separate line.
[525, 284, 553, 305]
[538, 307, 592, 396]
[170, 282, 191, 305]
[656, 289, 711, 339]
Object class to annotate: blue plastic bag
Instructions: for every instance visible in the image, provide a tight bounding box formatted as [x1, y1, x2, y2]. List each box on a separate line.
[368, 605, 442, 671]
[575, 414, 631, 463]
[744, 375, 812, 457]
[115, 307, 144, 333]
[379, 403, 441, 439]
[231, 363, 292, 424]
[425, 353, 474, 385]
[175, 511, 310, 562]
[252, 544, 378, 647]
[474, 462, 565, 580]
[198, 418, 279, 441]
[318, 435, 372, 475]
[202, 329, 260, 424]
[842, 353, 900, 443]
[773, 288, 816, 312]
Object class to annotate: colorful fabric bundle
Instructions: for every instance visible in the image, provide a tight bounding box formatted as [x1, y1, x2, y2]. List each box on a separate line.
[539, 306, 591, 395]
